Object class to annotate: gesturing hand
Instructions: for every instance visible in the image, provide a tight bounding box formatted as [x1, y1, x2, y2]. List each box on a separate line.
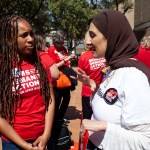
[70, 68, 98, 93]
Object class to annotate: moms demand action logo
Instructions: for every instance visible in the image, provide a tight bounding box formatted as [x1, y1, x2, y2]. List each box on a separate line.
[12, 68, 40, 94]
[89, 58, 105, 70]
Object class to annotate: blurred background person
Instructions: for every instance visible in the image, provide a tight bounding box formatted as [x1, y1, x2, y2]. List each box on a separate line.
[34, 29, 59, 81]
[46, 33, 76, 149]
[46, 33, 75, 121]
[134, 27, 150, 68]
[78, 31, 106, 120]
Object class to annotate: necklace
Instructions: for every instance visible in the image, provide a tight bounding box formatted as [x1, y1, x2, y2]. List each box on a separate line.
[103, 70, 116, 88]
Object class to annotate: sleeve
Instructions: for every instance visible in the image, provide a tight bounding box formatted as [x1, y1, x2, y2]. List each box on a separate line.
[101, 123, 150, 150]
[47, 46, 58, 63]
[121, 68, 150, 126]
[40, 52, 54, 68]
[40, 52, 54, 82]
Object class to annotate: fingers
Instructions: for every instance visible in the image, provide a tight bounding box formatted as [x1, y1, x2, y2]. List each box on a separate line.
[32, 140, 39, 147]
[80, 125, 86, 138]
[71, 54, 75, 58]
[72, 67, 85, 75]
[70, 75, 77, 80]
[78, 68, 85, 74]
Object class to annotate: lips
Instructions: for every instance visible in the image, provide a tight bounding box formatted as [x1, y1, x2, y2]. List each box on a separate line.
[26, 45, 33, 49]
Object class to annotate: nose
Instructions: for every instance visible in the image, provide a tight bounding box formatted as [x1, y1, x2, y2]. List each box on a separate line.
[86, 40, 92, 45]
[86, 37, 92, 45]
[27, 35, 34, 43]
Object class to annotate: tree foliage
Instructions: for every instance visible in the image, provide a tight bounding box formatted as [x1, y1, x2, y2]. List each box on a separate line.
[90, 0, 133, 14]
[48, 0, 99, 51]
[0, 0, 52, 33]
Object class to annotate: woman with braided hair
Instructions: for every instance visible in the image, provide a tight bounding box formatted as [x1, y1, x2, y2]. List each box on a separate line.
[0, 15, 55, 150]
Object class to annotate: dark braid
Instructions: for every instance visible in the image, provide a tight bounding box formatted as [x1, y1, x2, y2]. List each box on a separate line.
[0, 16, 51, 121]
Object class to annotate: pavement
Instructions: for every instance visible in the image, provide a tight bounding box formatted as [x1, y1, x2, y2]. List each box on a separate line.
[65, 81, 82, 149]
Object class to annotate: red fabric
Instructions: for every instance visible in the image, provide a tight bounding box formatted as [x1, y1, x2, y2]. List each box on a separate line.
[39, 52, 54, 82]
[79, 114, 89, 150]
[46, 45, 69, 67]
[134, 46, 150, 68]
[78, 50, 106, 97]
[3, 52, 52, 141]
[79, 130, 89, 150]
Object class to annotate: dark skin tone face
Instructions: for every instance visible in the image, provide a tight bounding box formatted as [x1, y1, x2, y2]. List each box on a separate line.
[17, 19, 34, 61]
[54, 42, 64, 50]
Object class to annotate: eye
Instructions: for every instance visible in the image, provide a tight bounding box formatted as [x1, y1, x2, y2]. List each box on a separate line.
[89, 31, 96, 39]
[19, 32, 28, 38]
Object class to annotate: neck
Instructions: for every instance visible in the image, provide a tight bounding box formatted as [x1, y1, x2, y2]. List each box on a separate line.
[18, 54, 29, 63]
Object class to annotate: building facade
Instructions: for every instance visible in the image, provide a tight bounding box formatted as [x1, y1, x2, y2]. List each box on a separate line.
[134, 0, 150, 41]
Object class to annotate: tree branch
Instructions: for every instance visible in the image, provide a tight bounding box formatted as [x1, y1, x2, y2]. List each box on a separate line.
[32, 0, 45, 19]
[114, 0, 119, 10]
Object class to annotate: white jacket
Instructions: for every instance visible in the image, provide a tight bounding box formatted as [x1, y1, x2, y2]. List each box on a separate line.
[89, 67, 150, 150]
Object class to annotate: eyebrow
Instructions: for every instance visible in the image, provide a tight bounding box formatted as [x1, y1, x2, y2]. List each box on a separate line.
[18, 29, 33, 36]
[18, 31, 28, 36]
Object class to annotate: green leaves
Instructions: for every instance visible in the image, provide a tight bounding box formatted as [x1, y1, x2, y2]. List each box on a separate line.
[90, 0, 133, 14]
[0, 0, 51, 33]
[48, 0, 98, 51]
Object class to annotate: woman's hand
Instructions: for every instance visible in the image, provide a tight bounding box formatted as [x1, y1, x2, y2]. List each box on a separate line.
[82, 119, 107, 132]
[24, 143, 42, 150]
[32, 135, 48, 150]
[64, 54, 75, 62]
[71, 68, 98, 93]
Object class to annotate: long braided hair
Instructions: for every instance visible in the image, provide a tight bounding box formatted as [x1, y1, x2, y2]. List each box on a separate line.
[0, 15, 51, 122]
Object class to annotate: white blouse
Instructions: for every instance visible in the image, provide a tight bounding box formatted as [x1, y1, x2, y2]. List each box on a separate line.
[89, 67, 150, 150]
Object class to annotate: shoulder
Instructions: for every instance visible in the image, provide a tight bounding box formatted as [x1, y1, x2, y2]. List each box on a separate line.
[39, 52, 54, 67]
[39, 52, 51, 60]
[47, 45, 56, 53]
[79, 50, 92, 59]
[116, 67, 146, 77]
[135, 46, 148, 59]
[115, 67, 148, 85]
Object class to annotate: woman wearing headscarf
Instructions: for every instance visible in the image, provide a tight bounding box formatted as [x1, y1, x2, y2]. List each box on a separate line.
[75, 10, 150, 150]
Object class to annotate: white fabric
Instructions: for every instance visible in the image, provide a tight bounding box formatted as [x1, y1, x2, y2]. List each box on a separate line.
[89, 67, 150, 150]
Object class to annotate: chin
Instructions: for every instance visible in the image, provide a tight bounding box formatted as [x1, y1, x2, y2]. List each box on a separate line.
[92, 51, 101, 58]
[25, 49, 33, 55]
[24, 52, 32, 55]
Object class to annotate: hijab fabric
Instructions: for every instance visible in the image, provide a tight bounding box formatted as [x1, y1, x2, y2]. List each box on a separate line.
[92, 10, 150, 83]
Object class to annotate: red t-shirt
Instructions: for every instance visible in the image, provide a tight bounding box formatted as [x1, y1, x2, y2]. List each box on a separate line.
[46, 45, 69, 67]
[78, 50, 106, 97]
[40, 51, 54, 73]
[134, 45, 150, 68]
[3, 52, 53, 141]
